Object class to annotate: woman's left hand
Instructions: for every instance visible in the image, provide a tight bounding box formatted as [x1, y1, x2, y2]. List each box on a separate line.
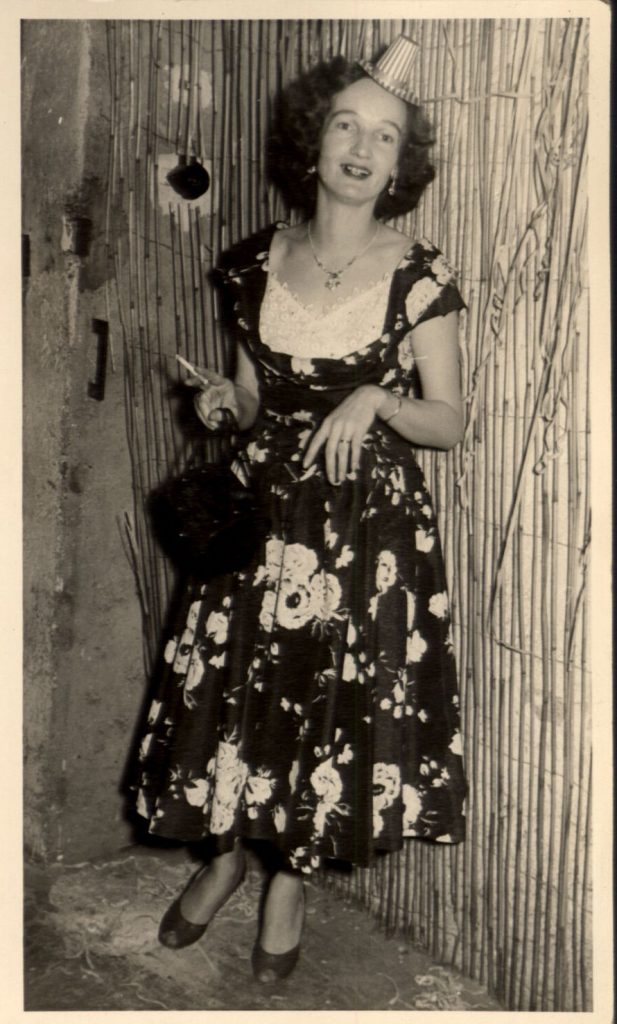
[302, 385, 385, 485]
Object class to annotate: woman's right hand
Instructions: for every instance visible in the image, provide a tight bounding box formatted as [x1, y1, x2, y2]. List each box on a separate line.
[186, 366, 240, 430]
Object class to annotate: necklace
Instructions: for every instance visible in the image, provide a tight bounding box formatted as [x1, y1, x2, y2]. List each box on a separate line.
[307, 221, 381, 290]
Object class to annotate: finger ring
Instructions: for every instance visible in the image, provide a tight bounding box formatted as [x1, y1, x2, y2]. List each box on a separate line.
[338, 439, 351, 446]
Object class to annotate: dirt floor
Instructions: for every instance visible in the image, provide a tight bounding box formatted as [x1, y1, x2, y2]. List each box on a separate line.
[25, 846, 502, 1012]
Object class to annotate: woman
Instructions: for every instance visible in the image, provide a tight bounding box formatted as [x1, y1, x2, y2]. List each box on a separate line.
[136, 36, 466, 984]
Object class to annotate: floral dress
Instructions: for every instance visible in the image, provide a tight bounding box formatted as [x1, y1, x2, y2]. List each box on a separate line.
[135, 224, 467, 873]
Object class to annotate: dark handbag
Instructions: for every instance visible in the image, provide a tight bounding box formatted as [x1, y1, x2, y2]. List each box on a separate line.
[149, 434, 270, 578]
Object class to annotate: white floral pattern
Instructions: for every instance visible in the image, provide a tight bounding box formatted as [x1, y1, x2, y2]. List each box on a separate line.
[405, 277, 442, 326]
[402, 783, 422, 833]
[430, 252, 457, 285]
[205, 610, 229, 645]
[429, 592, 449, 619]
[397, 332, 416, 372]
[310, 758, 344, 836]
[184, 777, 211, 810]
[416, 528, 435, 553]
[407, 630, 428, 663]
[273, 804, 287, 833]
[245, 770, 275, 818]
[373, 762, 402, 837]
[183, 649, 205, 707]
[209, 741, 249, 834]
[256, 540, 342, 632]
[449, 732, 463, 756]
[375, 550, 398, 593]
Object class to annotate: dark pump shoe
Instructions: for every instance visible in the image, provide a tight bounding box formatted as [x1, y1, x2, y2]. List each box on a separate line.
[158, 896, 211, 949]
[251, 884, 305, 982]
[158, 860, 246, 949]
[251, 939, 301, 983]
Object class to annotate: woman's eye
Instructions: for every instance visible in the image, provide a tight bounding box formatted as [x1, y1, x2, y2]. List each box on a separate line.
[378, 132, 395, 144]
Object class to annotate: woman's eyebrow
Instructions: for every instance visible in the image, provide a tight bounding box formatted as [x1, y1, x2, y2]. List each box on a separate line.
[378, 120, 403, 134]
[327, 107, 357, 120]
[328, 108, 403, 133]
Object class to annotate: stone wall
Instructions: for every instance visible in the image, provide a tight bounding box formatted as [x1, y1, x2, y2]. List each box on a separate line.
[23, 20, 145, 863]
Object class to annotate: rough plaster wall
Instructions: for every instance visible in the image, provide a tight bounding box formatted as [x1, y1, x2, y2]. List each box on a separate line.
[23, 21, 145, 863]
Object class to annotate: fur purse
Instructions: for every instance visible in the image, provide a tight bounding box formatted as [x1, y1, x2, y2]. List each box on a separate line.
[149, 442, 269, 578]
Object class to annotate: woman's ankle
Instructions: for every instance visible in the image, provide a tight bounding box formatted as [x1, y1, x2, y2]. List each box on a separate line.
[259, 870, 305, 954]
[179, 843, 245, 922]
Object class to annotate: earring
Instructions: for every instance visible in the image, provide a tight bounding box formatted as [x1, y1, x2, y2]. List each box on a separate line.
[388, 172, 397, 196]
[307, 165, 316, 175]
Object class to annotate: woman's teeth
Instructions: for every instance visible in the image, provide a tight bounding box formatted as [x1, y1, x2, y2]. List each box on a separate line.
[342, 164, 370, 178]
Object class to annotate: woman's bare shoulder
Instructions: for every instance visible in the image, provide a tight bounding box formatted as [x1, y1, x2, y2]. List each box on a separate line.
[380, 224, 409, 241]
[377, 223, 414, 257]
[269, 222, 307, 267]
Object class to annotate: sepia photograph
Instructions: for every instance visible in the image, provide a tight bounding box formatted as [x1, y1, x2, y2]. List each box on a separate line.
[9, 1, 611, 1020]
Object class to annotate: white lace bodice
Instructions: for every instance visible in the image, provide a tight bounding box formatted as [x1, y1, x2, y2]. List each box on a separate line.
[259, 272, 392, 360]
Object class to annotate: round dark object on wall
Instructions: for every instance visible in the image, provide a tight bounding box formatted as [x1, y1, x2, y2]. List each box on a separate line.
[167, 157, 210, 201]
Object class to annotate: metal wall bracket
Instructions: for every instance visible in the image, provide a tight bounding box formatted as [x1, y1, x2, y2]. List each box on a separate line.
[88, 319, 109, 401]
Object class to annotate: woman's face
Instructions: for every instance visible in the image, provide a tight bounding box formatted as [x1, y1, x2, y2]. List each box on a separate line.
[317, 76, 407, 209]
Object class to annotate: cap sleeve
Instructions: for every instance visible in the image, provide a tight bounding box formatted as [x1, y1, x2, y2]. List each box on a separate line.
[401, 241, 466, 331]
[212, 224, 280, 329]
[214, 223, 284, 286]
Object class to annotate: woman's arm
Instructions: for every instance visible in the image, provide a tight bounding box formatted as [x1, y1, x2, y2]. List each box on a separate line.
[233, 341, 261, 430]
[375, 310, 464, 450]
[191, 340, 260, 432]
[302, 311, 463, 484]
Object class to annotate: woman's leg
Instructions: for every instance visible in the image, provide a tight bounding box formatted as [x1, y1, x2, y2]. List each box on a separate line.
[178, 837, 246, 924]
[258, 867, 305, 953]
[159, 836, 246, 948]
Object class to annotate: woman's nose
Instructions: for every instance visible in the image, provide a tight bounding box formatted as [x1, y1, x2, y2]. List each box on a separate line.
[350, 129, 371, 157]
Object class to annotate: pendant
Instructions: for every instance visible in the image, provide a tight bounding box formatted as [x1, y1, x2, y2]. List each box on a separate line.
[325, 274, 341, 290]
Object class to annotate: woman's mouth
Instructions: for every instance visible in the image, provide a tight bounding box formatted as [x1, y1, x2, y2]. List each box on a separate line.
[341, 163, 371, 179]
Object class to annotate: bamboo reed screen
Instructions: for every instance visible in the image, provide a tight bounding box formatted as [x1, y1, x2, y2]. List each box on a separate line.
[105, 18, 590, 1011]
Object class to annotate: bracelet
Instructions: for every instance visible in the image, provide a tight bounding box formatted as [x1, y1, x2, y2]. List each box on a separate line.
[380, 393, 402, 424]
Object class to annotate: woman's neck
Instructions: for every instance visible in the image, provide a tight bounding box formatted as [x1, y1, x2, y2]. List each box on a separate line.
[309, 198, 379, 257]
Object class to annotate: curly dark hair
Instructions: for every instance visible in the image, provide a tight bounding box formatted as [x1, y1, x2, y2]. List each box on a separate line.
[267, 54, 436, 220]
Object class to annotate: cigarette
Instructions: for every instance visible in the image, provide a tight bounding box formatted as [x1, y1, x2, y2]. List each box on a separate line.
[175, 353, 214, 388]
[175, 354, 201, 376]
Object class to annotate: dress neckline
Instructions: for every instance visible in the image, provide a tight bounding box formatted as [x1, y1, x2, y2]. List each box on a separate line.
[267, 270, 393, 324]
[264, 225, 415, 313]
[258, 227, 416, 350]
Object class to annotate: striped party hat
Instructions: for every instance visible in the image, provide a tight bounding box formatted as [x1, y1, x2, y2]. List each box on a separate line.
[358, 35, 421, 105]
